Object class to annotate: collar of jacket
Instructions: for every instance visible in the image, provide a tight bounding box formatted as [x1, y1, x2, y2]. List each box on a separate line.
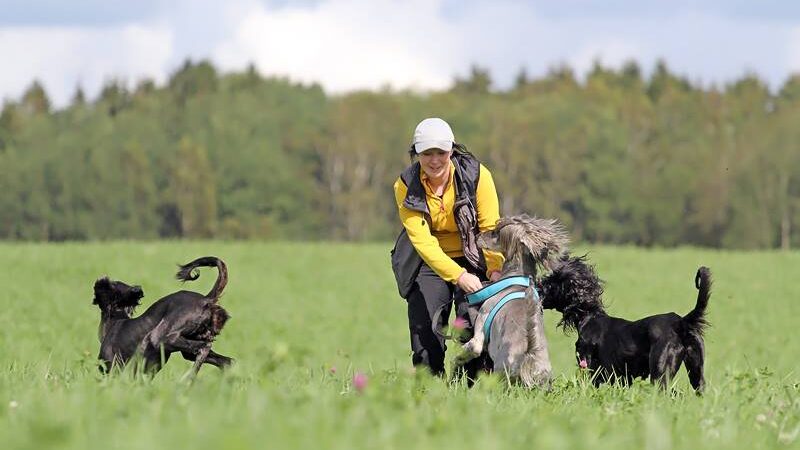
[399, 152, 485, 272]
[400, 153, 478, 214]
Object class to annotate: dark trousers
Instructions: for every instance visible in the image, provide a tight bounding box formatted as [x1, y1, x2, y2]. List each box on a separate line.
[407, 257, 490, 378]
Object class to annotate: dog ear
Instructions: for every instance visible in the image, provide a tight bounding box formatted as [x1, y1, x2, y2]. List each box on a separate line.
[93, 276, 112, 305]
[94, 276, 111, 290]
[515, 216, 569, 270]
[476, 228, 500, 251]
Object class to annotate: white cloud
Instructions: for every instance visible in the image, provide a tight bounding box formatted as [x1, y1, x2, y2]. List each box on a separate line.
[0, 23, 173, 107]
[213, 0, 457, 93]
[788, 26, 800, 75]
[0, 0, 797, 107]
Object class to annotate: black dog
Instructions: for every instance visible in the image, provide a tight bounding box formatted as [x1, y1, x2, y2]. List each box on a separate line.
[93, 256, 233, 377]
[539, 256, 711, 393]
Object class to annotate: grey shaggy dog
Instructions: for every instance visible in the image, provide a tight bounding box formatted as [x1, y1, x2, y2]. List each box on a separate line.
[453, 215, 569, 388]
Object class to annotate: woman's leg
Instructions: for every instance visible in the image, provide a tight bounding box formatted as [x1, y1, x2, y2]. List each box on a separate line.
[407, 263, 454, 376]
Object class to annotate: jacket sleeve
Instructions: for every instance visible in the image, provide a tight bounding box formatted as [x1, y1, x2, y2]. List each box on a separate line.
[476, 165, 505, 276]
[394, 177, 466, 283]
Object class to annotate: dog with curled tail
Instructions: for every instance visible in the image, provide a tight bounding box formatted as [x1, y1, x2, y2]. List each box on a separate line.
[539, 255, 711, 393]
[453, 215, 568, 388]
[93, 256, 233, 378]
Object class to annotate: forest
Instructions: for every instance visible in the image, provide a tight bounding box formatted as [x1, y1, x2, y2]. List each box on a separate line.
[1, 59, 798, 248]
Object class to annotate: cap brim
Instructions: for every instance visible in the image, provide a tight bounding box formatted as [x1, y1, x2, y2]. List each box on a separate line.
[414, 140, 453, 153]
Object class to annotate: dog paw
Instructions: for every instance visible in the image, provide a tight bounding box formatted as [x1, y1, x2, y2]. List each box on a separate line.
[461, 342, 480, 357]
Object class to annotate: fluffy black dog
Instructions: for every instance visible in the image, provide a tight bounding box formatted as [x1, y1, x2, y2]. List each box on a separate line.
[539, 255, 711, 393]
[93, 256, 233, 376]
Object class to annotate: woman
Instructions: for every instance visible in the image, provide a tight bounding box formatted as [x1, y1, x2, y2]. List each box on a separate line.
[391, 117, 504, 377]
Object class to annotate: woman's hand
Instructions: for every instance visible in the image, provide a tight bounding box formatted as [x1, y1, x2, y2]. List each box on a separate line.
[457, 271, 484, 293]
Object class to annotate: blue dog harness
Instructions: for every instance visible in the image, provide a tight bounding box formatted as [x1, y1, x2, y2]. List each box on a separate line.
[466, 276, 531, 305]
[466, 276, 538, 343]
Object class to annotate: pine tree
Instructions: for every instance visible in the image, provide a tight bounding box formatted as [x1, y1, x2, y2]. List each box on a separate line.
[21, 80, 51, 115]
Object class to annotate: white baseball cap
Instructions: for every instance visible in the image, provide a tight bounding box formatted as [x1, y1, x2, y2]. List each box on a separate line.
[412, 118, 454, 153]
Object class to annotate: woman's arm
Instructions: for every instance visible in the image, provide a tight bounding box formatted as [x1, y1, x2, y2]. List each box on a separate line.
[394, 177, 466, 283]
[475, 165, 505, 278]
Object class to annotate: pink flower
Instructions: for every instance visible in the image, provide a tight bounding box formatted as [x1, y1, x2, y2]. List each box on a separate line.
[579, 359, 588, 369]
[330, 366, 337, 374]
[352, 372, 368, 392]
[452, 317, 468, 331]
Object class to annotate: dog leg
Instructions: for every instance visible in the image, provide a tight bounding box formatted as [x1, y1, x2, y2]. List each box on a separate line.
[182, 349, 233, 369]
[461, 332, 485, 359]
[450, 334, 484, 385]
[489, 313, 530, 385]
[493, 344, 525, 386]
[205, 350, 234, 369]
[191, 346, 210, 374]
[135, 319, 172, 372]
[649, 339, 684, 390]
[180, 346, 211, 383]
[523, 303, 552, 388]
[452, 340, 481, 370]
[138, 319, 169, 354]
[453, 305, 489, 367]
[165, 333, 208, 353]
[684, 333, 706, 394]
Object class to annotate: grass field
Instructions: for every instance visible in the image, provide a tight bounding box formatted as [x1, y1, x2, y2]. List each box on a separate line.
[1, 242, 798, 450]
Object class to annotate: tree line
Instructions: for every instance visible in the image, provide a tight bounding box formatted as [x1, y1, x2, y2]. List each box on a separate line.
[1, 60, 798, 249]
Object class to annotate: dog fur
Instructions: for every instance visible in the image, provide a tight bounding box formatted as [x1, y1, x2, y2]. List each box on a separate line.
[453, 215, 568, 388]
[539, 255, 711, 393]
[93, 256, 233, 377]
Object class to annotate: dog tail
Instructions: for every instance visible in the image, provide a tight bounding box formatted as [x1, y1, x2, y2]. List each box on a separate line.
[176, 256, 228, 301]
[682, 266, 712, 336]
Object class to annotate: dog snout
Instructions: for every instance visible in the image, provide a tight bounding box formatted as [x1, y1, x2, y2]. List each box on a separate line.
[131, 286, 143, 296]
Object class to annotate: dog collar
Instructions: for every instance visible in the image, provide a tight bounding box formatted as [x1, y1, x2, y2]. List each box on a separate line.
[466, 275, 531, 305]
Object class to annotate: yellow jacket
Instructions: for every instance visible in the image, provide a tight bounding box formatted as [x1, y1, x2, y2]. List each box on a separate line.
[393, 161, 504, 283]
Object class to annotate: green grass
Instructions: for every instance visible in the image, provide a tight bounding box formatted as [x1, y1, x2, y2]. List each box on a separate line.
[1, 242, 798, 450]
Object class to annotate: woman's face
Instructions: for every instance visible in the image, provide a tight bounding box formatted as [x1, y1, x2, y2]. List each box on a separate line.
[418, 148, 452, 181]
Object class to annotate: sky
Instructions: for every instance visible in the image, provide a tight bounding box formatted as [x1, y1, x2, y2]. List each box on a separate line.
[1, 0, 800, 108]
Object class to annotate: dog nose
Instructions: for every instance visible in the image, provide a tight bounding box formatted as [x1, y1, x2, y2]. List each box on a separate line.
[132, 286, 143, 295]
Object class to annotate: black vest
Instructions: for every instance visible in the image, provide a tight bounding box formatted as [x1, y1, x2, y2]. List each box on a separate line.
[390, 152, 487, 298]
